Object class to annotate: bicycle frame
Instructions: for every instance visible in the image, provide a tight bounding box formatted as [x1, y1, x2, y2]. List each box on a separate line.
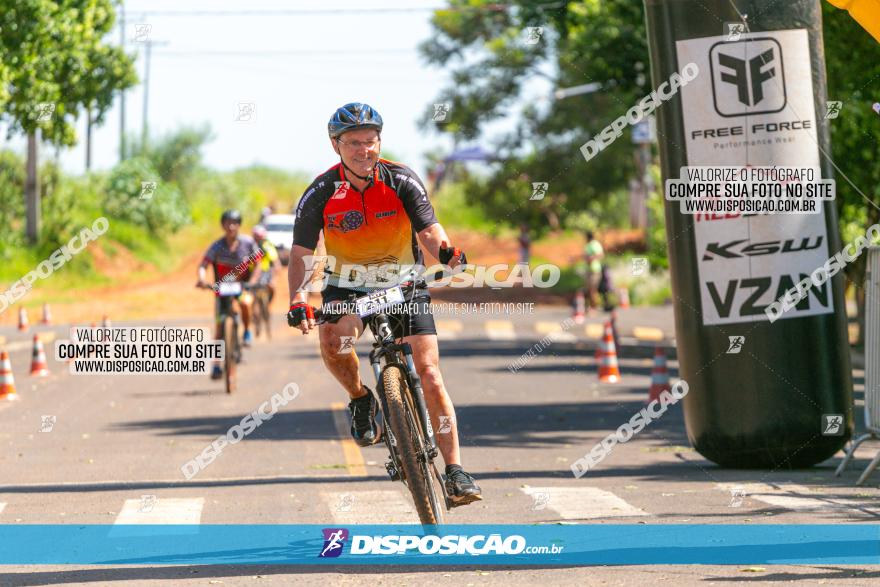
[307, 275, 457, 516]
[366, 314, 439, 464]
[213, 285, 254, 364]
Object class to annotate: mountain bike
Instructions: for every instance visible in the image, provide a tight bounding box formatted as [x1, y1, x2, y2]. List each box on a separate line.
[309, 280, 451, 525]
[198, 281, 247, 394]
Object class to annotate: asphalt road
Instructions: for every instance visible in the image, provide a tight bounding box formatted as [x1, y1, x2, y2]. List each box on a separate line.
[0, 305, 877, 586]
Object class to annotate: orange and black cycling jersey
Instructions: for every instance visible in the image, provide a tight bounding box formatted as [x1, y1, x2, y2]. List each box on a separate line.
[293, 159, 438, 291]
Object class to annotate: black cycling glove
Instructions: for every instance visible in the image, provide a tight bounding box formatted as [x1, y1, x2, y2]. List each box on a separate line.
[439, 244, 467, 267]
[287, 302, 315, 327]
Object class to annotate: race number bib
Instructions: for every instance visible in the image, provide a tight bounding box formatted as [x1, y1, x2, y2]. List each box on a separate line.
[354, 286, 404, 318]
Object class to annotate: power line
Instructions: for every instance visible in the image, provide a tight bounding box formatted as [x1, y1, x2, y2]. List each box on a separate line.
[121, 4, 525, 18]
[148, 48, 414, 56]
[124, 7, 444, 18]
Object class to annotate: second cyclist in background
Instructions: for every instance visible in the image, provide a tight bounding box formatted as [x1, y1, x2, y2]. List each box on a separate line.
[197, 209, 262, 378]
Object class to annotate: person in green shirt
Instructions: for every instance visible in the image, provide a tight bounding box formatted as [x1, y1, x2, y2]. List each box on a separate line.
[583, 231, 604, 312]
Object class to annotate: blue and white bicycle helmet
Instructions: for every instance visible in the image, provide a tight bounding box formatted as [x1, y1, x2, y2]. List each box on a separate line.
[328, 102, 383, 139]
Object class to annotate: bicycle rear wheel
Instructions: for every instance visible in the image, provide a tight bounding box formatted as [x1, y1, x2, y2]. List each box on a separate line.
[382, 365, 444, 525]
[223, 315, 237, 394]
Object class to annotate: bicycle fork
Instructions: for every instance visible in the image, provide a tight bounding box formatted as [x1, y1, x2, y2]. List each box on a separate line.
[369, 323, 440, 480]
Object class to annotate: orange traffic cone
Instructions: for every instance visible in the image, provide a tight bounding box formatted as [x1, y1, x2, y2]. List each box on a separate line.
[30, 335, 49, 377]
[648, 347, 671, 403]
[18, 307, 29, 331]
[573, 290, 585, 324]
[597, 321, 621, 383]
[0, 351, 18, 400]
[40, 303, 52, 325]
[618, 288, 630, 309]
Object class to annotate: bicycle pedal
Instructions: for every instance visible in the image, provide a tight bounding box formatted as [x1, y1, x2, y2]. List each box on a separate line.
[447, 494, 482, 508]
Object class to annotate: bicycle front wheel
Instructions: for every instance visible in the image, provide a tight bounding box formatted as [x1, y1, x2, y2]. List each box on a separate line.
[382, 365, 444, 525]
[223, 315, 236, 394]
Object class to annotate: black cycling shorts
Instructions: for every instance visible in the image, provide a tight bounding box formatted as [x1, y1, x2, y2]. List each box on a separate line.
[321, 284, 437, 339]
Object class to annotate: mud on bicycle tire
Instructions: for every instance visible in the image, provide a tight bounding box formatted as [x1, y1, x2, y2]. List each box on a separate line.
[381, 364, 442, 525]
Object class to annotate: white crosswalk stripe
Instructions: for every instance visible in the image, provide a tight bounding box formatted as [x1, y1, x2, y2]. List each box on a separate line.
[324, 489, 419, 524]
[113, 497, 205, 525]
[716, 483, 879, 514]
[0, 502, 5, 515]
[522, 486, 649, 520]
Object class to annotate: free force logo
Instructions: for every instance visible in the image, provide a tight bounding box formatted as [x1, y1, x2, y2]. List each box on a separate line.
[318, 528, 349, 558]
[676, 29, 831, 326]
[710, 38, 785, 117]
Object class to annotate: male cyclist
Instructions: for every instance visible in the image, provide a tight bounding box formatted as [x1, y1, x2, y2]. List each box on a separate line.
[197, 209, 262, 379]
[252, 224, 280, 304]
[286, 102, 482, 506]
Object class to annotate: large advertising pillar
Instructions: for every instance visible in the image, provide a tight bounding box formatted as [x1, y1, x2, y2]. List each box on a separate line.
[643, 0, 854, 467]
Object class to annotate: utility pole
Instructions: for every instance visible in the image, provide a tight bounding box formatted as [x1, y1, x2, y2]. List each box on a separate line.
[119, 0, 126, 162]
[141, 37, 151, 152]
[86, 103, 93, 172]
[140, 39, 168, 153]
[25, 131, 39, 244]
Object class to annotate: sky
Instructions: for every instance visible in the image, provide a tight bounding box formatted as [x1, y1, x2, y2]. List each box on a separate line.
[10, 0, 463, 180]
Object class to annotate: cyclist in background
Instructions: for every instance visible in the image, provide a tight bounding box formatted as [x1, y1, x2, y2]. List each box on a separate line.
[197, 209, 262, 379]
[252, 224, 279, 304]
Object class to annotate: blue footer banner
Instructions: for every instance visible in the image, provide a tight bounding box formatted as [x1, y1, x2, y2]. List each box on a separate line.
[0, 525, 877, 565]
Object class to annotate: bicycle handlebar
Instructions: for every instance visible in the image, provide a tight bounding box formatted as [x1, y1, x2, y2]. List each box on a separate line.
[291, 265, 462, 327]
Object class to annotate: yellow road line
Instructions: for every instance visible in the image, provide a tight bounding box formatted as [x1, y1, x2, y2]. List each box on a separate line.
[485, 320, 516, 340]
[435, 320, 463, 340]
[535, 321, 562, 335]
[330, 402, 367, 477]
[585, 323, 604, 339]
[633, 326, 664, 341]
[435, 320, 463, 332]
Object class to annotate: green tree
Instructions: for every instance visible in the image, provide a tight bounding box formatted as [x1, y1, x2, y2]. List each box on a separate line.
[0, 150, 26, 256]
[0, 0, 137, 242]
[103, 157, 190, 235]
[425, 1, 879, 340]
[130, 125, 215, 191]
[822, 3, 880, 346]
[420, 0, 649, 236]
